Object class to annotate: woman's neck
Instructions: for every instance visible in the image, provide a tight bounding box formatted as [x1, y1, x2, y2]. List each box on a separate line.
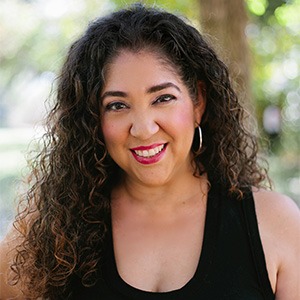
[111, 171, 208, 214]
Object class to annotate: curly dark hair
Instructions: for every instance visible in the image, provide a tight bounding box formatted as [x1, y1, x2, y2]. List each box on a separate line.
[11, 3, 268, 299]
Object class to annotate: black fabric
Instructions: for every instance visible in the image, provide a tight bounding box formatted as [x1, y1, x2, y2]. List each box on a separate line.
[71, 182, 275, 299]
[242, 190, 275, 299]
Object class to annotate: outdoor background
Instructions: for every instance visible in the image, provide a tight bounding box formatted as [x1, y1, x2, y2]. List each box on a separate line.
[1, 0, 299, 239]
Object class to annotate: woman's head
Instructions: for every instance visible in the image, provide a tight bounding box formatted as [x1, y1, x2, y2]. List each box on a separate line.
[100, 49, 205, 187]
[67, 2, 209, 100]
[55, 2, 266, 191]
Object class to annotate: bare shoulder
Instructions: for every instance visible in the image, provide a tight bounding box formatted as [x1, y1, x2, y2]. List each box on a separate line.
[252, 188, 300, 299]
[0, 226, 24, 299]
[253, 188, 300, 228]
[253, 189, 300, 244]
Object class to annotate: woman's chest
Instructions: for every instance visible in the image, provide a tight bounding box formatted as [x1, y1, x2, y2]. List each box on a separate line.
[71, 189, 274, 300]
[112, 208, 206, 292]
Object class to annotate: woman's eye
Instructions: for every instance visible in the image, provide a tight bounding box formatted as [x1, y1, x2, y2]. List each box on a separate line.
[154, 94, 176, 104]
[105, 102, 128, 111]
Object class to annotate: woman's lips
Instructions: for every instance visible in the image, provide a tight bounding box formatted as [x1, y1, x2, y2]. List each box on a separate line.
[130, 143, 167, 164]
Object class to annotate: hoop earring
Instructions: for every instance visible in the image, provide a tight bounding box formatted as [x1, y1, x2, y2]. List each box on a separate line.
[195, 125, 202, 154]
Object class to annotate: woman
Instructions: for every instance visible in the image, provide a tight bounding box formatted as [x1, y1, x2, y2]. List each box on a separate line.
[1, 3, 299, 299]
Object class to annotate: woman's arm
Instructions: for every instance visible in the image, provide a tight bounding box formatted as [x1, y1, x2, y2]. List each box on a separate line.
[254, 189, 300, 299]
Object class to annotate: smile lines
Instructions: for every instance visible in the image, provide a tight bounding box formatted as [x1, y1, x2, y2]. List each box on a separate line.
[132, 144, 166, 158]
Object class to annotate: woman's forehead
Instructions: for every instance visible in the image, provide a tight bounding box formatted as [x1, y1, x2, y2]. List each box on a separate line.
[104, 48, 179, 79]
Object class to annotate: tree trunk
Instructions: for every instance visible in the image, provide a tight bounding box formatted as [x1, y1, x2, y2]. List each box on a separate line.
[198, 0, 252, 110]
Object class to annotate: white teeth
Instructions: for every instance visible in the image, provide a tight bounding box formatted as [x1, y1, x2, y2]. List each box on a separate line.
[148, 149, 156, 156]
[134, 144, 165, 158]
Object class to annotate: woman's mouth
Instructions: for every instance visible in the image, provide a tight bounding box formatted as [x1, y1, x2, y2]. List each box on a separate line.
[130, 143, 167, 164]
[133, 144, 165, 158]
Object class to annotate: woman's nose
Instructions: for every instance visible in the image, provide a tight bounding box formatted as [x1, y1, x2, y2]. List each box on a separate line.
[129, 112, 159, 140]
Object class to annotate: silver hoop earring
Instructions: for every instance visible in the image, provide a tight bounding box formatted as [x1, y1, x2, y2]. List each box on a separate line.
[195, 125, 202, 154]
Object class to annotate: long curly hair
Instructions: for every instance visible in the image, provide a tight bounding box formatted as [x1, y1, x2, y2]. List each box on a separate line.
[11, 3, 269, 299]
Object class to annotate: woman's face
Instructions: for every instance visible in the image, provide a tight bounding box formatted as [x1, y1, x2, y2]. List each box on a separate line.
[100, 50, 205, 187]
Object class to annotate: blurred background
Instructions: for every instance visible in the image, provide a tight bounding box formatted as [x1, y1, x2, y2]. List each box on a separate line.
[0, 0, 299, 239]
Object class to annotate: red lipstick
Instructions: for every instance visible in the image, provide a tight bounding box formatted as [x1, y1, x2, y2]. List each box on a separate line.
[130, 143, 167, 165]
[131, 143, 164, 151]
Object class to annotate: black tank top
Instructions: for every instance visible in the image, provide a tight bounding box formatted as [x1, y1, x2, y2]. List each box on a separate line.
[71, 181, 275, 299]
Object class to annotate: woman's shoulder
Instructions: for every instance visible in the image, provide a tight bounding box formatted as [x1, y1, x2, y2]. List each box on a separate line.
[252, 188, 300, 253]
[0, 226, 24, 299]
[252, 188, 300, 299]
[252, 188, 300, 232]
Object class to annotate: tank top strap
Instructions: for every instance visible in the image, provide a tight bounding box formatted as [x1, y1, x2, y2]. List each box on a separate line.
[241, 190, 275, 300]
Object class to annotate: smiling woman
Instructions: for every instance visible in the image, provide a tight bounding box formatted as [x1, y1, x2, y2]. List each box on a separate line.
[100, 50, 203, 186]
[0, 2, 299, 300]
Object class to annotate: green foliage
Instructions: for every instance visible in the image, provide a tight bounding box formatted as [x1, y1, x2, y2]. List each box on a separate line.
[248, 0, 268, 16]
[112, 0, 198, 18]
[245, 0, 300, 203]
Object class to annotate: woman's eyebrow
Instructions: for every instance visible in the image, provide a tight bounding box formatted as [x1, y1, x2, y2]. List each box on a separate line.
[101, 91, 127, 101]
[101, 82, 181, 101]
[146, 82, 181, 94]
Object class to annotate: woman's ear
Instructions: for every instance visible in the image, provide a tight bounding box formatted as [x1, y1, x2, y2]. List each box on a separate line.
[194, 81, 207, 125]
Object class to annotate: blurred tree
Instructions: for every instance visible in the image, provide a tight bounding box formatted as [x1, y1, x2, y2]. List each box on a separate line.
[198, 0, 252, 109]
